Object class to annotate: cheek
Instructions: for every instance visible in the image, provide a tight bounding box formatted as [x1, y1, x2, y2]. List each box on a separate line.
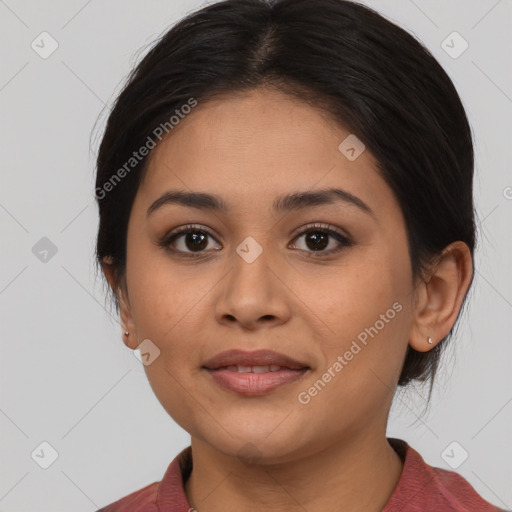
[301, 250, 412, 402]
[126, 242, 205, 339]
[126, 260, 209, 432]
[309, 251, 409, 345]
[295, 304, 410, 444]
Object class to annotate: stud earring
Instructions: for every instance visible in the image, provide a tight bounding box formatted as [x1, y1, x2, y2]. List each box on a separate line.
[124, 331, 130, 336]
[427, 337, 433, 344]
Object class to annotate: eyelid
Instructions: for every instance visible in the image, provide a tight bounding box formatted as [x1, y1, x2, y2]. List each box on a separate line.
[291, 222, 350, 241]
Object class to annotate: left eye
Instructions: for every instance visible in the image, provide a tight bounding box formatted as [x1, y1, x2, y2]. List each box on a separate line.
[290, 224, 352, 256]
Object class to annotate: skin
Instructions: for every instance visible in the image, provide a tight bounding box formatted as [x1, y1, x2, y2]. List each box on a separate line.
[102, 87, 473, 512]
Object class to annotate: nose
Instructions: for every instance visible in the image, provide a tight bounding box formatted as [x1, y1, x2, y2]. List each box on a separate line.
[214, 246, 292, 331]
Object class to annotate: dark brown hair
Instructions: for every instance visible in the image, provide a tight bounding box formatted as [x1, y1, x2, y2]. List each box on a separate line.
[94, 0, 476, 393]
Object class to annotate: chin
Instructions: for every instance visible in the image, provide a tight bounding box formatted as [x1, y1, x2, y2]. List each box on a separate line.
[194, 421, 311, 466]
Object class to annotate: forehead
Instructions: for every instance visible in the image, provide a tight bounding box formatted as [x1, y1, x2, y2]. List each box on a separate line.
[137, 87, 393, 217]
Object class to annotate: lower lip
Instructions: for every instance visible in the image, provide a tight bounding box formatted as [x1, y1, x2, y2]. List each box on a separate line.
[204, 368, 309, 396]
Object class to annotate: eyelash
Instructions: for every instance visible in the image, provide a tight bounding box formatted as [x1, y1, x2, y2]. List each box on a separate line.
[157, 223, 353, 259]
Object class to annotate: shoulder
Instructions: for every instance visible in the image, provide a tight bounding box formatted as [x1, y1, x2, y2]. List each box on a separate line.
[424, 464, 504, 511]
[385, 439, 506, 512]
[96, 482, 159, 512]
[95, 446, 193, 512]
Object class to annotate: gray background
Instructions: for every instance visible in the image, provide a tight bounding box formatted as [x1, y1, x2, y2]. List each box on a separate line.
[1, 0, 511, 510]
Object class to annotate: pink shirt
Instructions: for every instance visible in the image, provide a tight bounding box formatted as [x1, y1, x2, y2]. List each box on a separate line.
[97, 438, 505, 511]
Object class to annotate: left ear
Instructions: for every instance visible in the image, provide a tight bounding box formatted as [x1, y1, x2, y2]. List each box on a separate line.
[409, 241, 473, 353]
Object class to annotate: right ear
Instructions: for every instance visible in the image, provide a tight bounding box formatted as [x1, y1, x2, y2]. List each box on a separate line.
[101, 256, 138, 350]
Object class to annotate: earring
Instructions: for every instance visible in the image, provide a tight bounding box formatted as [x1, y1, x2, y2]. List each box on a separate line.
[124, 331, 129, 336]
[427, 337, 433, 344]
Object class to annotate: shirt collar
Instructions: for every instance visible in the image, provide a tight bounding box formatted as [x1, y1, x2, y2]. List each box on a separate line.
[154, 438, 498, 511]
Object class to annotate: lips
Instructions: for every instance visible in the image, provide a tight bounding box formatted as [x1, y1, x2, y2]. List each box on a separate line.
[221, 364, 287, 373]
[202, 349, 309, 371]
[202, 349, 310, 396]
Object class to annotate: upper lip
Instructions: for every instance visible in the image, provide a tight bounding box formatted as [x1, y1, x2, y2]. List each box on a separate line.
[203, 349, 310, 370]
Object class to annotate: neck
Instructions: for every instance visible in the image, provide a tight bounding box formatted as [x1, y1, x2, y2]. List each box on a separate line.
[184, 432, 404, 512]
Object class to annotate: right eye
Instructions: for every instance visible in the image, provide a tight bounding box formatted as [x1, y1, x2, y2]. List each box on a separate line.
[157, 224, 222, 258]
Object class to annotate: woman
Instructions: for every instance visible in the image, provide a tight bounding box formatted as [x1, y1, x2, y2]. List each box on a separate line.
[94, 0, 505, 510]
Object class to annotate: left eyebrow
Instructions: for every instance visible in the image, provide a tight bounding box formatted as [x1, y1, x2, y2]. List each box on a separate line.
[146, 187, 375, 219]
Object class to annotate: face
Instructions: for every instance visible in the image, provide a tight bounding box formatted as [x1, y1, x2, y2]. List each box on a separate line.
[117, 87, 417, 463]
